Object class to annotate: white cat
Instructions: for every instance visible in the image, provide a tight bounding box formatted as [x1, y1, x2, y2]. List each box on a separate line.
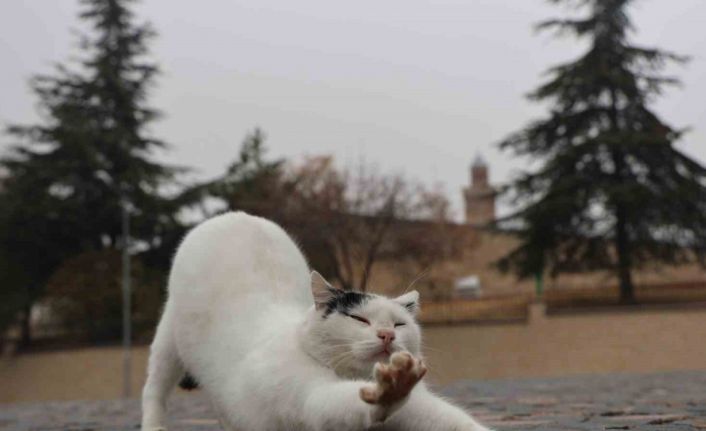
[141, 212, 491, 431]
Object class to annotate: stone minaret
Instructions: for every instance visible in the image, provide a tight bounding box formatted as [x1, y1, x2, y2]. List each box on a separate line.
[463, 154, 496, 225]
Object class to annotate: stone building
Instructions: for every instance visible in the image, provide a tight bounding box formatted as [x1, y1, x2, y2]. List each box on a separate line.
[463, 154, 495, 226]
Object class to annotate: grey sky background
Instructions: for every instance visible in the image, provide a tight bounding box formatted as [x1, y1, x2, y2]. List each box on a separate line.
[1, 0, 705, 218]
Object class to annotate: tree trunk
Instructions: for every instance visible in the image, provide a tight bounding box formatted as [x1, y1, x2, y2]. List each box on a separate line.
[615, 212, 636, 304]
[19, 302, 32, 348]
[607, 87, 636, 305]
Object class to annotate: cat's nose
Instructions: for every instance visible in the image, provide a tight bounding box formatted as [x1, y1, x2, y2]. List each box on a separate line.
[377, 329, 396, 344]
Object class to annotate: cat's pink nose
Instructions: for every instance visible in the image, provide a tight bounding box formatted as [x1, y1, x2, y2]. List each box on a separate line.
[377, 329, 396, 345]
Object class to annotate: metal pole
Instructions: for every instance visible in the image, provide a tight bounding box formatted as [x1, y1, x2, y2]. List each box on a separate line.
[535, 271, 544, 299]
[121, 199, 132, 398]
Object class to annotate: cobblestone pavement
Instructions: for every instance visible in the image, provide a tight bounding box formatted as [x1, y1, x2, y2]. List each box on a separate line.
[2, 371, 705, 430]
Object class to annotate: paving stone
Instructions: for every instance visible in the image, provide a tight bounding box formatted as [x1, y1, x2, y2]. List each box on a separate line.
[1, 371, 705, 430]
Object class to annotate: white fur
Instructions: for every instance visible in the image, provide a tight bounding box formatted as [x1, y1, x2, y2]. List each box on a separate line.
[141, 212, 491, 431]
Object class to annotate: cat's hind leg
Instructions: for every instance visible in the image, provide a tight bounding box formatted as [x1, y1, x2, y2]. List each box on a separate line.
[141, 304, 184, 431]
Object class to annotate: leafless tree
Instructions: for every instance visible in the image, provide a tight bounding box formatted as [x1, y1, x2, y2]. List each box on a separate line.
[280, 157, 461, 292]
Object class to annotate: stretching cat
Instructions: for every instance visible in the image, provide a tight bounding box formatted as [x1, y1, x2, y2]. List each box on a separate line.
[141, 212, 491, 431]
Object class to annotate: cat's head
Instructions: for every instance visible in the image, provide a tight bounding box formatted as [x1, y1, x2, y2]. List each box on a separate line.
[302, 271, 422, 379]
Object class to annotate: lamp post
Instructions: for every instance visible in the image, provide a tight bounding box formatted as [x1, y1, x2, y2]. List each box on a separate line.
[121, 198, 132, 398]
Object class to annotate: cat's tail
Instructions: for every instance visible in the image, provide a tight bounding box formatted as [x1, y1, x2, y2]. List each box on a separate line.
[178, 373, 199, 390]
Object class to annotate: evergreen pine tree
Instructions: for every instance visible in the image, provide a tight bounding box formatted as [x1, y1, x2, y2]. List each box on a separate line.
[497, 0, 706, 303]
[1, 0, 180, 343]
[209, 128, 285, 215]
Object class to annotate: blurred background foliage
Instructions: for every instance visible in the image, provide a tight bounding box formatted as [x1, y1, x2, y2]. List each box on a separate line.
[44, 250, 161, 343]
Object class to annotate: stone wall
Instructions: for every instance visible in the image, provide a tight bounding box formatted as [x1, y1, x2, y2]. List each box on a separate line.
[423, 302, 706, 385]
[367, 230, 706, 299]
[2, 302, 706, 403]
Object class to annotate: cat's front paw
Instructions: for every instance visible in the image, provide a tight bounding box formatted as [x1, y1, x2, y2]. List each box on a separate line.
[359, 352, 427, 407]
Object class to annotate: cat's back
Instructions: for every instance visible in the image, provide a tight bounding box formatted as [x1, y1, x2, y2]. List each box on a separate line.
[168, 211, 311, 312]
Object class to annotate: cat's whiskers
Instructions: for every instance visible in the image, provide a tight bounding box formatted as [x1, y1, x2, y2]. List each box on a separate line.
[419, 343, 446, 354]
[328, 350, 356, 374]
[316, 339, 361, 357]
[403, 269, 429, 294]
[327, 339, 381, 376]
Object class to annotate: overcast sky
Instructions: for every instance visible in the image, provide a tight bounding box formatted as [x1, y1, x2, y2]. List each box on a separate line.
[2, 0, 705, 217]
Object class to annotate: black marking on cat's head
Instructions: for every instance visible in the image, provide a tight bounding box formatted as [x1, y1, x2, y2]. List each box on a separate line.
[322, 289, 371, 318]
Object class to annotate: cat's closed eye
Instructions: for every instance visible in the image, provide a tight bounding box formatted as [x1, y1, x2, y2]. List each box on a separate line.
[348, 314, 370, 325]
[394, 322, 406, 327]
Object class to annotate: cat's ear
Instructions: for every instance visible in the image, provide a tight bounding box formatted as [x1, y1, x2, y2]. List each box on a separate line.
[311, 271, 340, 310]
[394, 290, 420, 315]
